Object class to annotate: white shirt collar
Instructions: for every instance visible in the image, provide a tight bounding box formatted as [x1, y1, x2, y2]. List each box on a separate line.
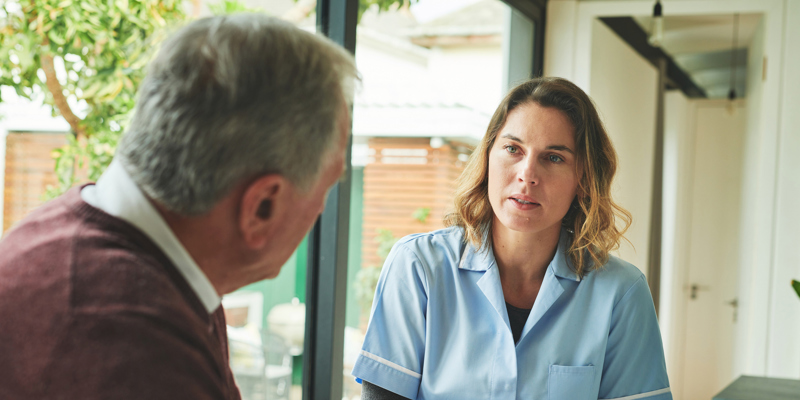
[81, 159, 221, 313]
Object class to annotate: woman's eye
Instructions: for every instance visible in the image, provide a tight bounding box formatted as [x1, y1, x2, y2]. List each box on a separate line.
[548, 154, 563, 163]
[504, 145, 518, 154]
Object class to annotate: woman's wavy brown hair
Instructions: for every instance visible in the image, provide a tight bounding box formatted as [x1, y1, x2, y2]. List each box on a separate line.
[444, 77, 632, 277]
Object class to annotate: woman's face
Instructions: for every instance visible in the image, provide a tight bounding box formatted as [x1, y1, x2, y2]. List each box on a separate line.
[487, 102, 579, 237]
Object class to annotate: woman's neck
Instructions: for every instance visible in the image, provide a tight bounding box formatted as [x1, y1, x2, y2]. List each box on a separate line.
[492, 219, 562, 307]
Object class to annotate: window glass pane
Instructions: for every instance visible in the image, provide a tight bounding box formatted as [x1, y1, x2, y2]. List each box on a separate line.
[217, 2, 315, 400]
[343, 1, 514, 398]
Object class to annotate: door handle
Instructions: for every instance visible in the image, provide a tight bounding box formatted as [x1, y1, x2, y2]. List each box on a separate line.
[686, 284, 710, 300]
[727, 298, 738, 322]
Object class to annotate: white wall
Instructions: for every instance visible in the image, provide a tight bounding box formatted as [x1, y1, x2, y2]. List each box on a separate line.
[589, 19, 658, 276]
[661, 90, 695, 394]
[767, 0, 800, 378]
[543, 0, 577, 82]
[734, 12, 767, 377]
[734, 0, 800, 379]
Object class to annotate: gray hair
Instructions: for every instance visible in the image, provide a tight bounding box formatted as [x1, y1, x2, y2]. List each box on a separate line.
[117, 14, 358, 215]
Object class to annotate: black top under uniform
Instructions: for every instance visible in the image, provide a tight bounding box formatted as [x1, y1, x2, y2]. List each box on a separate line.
[506, 302, 532, 344]
[361, 302, 532, 399]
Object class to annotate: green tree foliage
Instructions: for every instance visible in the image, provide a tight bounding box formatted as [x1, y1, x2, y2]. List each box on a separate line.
[358, 0, 416, 20]
[208, 0, 261, 15]
[0, 0, 184, 196]
[412, 206, 430, 223]
[0, 0, 411, 198]
[354, 228, 398, 314]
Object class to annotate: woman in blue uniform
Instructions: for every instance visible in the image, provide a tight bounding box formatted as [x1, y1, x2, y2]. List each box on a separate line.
[352, 77, 671, 400]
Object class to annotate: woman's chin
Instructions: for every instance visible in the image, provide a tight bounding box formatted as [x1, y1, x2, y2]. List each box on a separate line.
[494, 214, 563, 236]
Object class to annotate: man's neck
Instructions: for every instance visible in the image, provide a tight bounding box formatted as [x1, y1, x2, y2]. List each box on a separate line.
[151, 200, 236, 297]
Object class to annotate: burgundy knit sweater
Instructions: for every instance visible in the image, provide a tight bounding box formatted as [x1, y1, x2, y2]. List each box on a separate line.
[0, 187, 241, 400]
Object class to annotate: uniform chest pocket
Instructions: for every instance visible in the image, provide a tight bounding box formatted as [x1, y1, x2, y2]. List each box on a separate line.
[548, 364, 596, 400]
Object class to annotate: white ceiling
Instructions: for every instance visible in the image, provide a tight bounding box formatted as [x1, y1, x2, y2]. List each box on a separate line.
[633, 13, 762, 98]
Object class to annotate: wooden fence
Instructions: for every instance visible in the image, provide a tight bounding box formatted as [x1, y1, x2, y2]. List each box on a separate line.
[3, 132, 67, 233]
[361, 137, 472, 269]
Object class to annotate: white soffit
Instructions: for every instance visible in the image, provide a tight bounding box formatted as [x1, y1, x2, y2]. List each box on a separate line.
[0, 101, 70, 133]
[352, 101, 490, 143]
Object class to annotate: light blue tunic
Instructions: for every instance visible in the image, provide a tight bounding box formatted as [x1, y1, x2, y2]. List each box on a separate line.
[351, 227, 672, 400]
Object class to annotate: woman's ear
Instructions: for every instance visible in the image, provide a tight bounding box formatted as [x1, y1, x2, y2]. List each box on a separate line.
[239, 174, 286, 249]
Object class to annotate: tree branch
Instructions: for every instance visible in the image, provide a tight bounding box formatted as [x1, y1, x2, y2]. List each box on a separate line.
[40, 52, 85, 138]
[191, 0, 202, 17]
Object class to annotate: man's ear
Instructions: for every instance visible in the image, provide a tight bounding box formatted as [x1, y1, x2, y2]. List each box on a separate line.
[256, 199, 272, 220]
[239, 174, 287, 249]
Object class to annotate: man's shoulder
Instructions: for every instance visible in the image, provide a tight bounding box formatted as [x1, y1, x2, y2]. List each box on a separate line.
[0, 192, 220, 400]
[1, 189, 87, 294]
[0, 188, 205, 320]
[0, 188, 84, 257]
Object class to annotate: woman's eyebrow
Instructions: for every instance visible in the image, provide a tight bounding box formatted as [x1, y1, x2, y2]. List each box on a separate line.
[546, 145, 575, 154]
[500, 133, 523, 142]
[500, 134, 575, 155]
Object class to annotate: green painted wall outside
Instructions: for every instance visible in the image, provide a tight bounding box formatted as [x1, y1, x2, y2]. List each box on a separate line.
[231, 167, 365, 386]
[294, 238, 307, 303]
[346, 167, 364, 329]
[237, 251, 298, 330]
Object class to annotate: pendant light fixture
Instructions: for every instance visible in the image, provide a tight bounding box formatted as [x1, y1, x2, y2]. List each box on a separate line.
[649, 1, 664, 47]
[727, 13, 740, 115]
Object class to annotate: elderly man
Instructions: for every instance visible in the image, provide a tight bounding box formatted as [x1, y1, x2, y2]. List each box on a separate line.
[0, 15, 357, 399]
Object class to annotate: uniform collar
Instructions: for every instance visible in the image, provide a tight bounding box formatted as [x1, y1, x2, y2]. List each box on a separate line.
[551, 229, 581, 282]
[458, 228, 581, 282]
[457, 235, 495, 272]
[80, 159, 222, 313]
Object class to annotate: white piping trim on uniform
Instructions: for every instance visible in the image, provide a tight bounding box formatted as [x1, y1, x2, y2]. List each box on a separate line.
[601, 387, 671, 400]
[360, 350, 422, 379]
[458, 248, 467, 269]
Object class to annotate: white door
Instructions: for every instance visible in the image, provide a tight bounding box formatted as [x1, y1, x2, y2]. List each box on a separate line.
[680, 101, 746, 400]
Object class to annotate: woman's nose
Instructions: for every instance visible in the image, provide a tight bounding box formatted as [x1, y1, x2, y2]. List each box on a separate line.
[518, 158, 539, 185]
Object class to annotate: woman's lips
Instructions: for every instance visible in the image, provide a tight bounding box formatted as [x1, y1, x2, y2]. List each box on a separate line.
[509, 195, 540, 210]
